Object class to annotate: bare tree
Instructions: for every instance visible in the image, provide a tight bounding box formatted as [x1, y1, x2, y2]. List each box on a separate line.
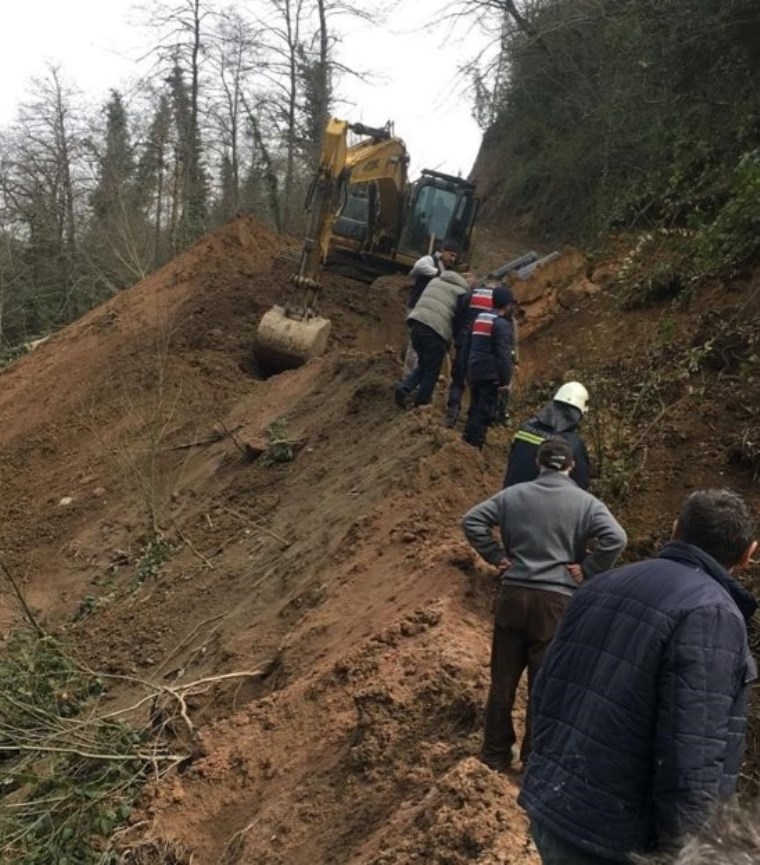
[136, 92, 174, 267]
[0, 66, 88, 330]
[207, 7, 262, 221]
[142, 0, 213, 248]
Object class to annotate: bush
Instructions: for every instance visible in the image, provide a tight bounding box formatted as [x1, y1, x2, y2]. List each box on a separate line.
[691, 150, 760, 274]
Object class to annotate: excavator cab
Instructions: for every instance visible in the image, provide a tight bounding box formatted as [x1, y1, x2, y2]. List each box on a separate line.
[397, 170, 479, 265]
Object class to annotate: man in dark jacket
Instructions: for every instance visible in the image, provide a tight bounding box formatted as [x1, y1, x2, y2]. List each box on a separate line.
[462, 438, 626, 772]
[462, 286, 516, 449]
[394, 270, 474, 408]
[520, 488, 758, 864]
[503, 382, 590, 489]
[445, 274, 500, 428]
[407, 238, 460, 310]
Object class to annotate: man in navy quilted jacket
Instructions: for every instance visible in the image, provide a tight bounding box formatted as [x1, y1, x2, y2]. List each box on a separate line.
[520, 488, 758, 864]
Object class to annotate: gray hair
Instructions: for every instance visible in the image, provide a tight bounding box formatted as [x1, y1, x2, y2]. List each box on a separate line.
[641, 800, 760, 865]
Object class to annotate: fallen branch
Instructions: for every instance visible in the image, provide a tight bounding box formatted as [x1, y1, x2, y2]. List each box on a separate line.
[178, 663, 276, 691]
[91, 663, 276, 725]
[0, 743, 184, 763]
[164, 423, 244, 451]
[177, 527, 215, 569]
[153, 611, 229, 677]
[222, 506, 290, 548]
[630, 388, 694, 452]
[222, 816, 262, 865]
[0, 554, 45, 637]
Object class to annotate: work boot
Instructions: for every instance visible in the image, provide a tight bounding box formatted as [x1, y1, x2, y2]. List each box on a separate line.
[394, 384, 408, 409]
[480, 744, 520, 774]
[444, 404, 459, 428]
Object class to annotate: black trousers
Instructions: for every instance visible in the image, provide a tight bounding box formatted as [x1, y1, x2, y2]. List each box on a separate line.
[463, 381, 500, 448]
[399, 321, 449, 406]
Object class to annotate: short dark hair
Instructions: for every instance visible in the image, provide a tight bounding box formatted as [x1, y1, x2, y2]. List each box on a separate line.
[536, 438, 574, 472]
[676, 489, 755, 567]
[440, 238, 461, 255]
[492, 286, 515, 308]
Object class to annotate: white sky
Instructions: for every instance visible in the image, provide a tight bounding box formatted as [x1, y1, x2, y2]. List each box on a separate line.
[0, 0, 489, 178]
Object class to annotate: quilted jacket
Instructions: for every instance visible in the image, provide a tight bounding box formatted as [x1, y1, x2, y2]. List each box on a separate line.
[518, 541, 758, 860]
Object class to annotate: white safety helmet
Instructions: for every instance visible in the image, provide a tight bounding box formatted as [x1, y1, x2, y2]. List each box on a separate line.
[553, 381, 589, 414]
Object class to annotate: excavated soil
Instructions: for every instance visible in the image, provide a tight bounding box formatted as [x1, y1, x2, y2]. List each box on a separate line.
[0, 215, 759, 863]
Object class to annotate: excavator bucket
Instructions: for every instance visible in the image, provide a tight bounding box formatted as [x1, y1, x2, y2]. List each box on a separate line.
[253, 305, 332, 374]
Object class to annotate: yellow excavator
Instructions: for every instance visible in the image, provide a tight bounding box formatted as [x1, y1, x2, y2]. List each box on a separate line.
[254, 117, 479, 373]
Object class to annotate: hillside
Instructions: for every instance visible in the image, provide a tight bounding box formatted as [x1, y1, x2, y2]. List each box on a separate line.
[0, 215, 758, 863]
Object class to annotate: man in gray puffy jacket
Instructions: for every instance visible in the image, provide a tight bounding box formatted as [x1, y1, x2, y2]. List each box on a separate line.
[461, 438, 626, 772]
[394, 270, 475, 408]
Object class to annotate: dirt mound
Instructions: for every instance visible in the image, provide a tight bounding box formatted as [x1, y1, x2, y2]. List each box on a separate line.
[0, 215, 537, 863]
[2, 212, 758, 862]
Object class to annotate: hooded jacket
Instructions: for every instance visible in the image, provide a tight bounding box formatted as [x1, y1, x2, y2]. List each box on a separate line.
[519, 540, 758, 859]
[503, 399, 590, 489]
[408, 271, 469, 346]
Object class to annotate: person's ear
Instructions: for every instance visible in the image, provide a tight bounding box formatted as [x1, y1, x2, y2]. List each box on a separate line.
[671, 518, 679, 540]
[731, 540, 758, 573]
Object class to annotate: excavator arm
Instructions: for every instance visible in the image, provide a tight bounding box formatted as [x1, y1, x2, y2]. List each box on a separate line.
[292, 119, 409, 316]
[255, 118, 410, 374]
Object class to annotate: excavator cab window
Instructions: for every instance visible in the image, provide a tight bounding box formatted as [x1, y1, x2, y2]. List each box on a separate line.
[398, 185, 456, 254]
[333, 183, 371, 241]
[447, 194, 479, 251]
[398, 176, 478, 260]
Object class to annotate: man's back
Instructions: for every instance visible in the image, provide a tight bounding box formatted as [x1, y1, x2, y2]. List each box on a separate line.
[519, 541, 756, 859]
[462, 470, 625, 595]
[504, 401, 590, 490]
[499, 473, 621, 591]
[408, 271, 469, 345]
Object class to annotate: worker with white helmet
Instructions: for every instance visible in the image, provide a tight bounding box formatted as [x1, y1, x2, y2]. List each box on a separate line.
[502, 381, 591, 489]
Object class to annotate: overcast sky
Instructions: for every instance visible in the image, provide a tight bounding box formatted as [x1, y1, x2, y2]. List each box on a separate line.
[0, 0, 489, 177]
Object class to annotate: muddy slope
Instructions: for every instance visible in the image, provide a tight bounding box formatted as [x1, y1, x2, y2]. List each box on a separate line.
[1, 214, 758, 862]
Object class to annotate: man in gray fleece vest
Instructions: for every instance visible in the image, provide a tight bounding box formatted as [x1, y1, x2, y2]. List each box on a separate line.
[461, 438, 626, 772]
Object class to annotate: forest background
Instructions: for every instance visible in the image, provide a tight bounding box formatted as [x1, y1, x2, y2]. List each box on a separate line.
[1, 0, 760, 357]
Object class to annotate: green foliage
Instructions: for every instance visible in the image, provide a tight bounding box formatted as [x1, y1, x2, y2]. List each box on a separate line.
[0, 631, 102, 728]
[477, 0, 760, 245]
[0, 343, 27, 371]
[690, 150, 760, 274]
[136, 536, 172, 582]
[614, 230, 694, 310]
[262, 417, 296, 466]
[0, 630, 151, 864]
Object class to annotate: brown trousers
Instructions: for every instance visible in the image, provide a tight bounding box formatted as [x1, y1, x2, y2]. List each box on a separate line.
[482, 584, 570, 768]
